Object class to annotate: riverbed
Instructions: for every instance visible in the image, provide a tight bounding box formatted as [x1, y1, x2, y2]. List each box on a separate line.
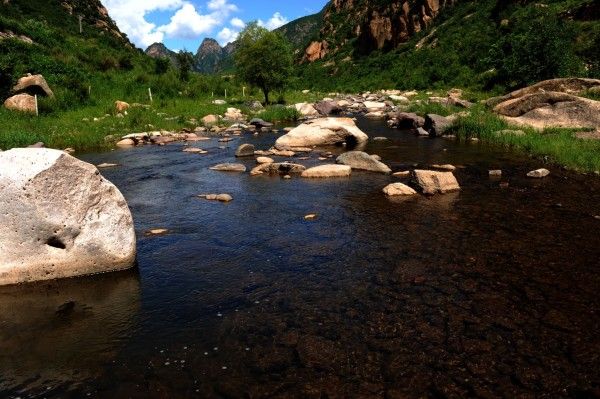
[1, 118, 599, 398]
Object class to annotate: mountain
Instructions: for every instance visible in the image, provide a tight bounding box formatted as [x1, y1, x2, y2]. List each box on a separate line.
[295, 0, 600, 92]
[194, 38, 225, 74]
[145, 5, 326, 74]
[145, 42, 176, 63]
[303, 0, 457, 62]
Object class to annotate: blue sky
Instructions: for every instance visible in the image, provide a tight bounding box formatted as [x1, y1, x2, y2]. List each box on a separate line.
[101, 0, 328, 51]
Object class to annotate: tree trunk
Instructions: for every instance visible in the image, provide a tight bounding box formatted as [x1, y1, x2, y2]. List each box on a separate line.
[262, 87, 269, 105]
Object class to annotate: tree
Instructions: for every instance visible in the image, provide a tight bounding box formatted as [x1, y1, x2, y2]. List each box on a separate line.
[154, 57, 171, 75]
[234, 23, 293, 104]
[176, 50, 194, 82]
[486, 9, 583, 89]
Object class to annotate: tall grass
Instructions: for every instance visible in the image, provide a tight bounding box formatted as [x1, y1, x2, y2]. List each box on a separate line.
[449, 107, 600, 173]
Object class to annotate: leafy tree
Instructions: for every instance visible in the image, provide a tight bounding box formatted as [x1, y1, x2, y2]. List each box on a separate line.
[234, 23, 293, 104]
[155, 57, 171, 75]
[176, 51, 194, 82]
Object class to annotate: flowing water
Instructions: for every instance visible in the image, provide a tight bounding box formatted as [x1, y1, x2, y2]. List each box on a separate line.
[1, 118, 599, 398]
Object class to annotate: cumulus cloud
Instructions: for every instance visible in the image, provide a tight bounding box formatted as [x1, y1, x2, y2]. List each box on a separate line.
[217, 27, 239, 45]
[258, 12, 288, 31]
[103, 0, 239, 48]
[230, 17, 246, 30]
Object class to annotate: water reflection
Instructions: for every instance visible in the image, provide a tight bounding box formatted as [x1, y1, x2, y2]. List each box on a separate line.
[0, 270, 141, 394]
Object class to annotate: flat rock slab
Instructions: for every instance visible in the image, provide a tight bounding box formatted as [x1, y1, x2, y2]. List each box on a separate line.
[301, 164, 352, 178]
[0, 148, 136, 286]
[336, 151, 391, 174]
[210, 163, 247, 172]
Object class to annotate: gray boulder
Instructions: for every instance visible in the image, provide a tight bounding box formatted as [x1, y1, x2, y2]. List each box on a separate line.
[0, 148, 136, 285]
[235, 143, 255, 157]
[336, 151, 391, 174]
[425, 114, 452, 137]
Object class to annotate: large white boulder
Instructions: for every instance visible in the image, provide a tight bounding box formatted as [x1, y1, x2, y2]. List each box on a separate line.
[275, 117, 369, 149]
[0, 148, 136, 285]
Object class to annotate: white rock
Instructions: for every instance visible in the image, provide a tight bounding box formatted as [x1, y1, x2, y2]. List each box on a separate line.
[527, 168, 550, 178]
[0, 149, 136, 285]
[389, 95, 409, 102]
[294, 102, 319, 117]
[301, 164, 352, 178]
[413, 169, 461, 195]
[275, 118, 368, 149]
[383, 183, 417, 196]
[363, 101, 386, 111]
[256, 156, 274, 164]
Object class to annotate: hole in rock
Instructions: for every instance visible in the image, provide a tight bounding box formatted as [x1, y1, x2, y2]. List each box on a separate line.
[46, 236, 66, 249]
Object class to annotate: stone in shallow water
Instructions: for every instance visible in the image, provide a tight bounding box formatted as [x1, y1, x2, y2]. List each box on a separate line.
[336, 151, 391, 174]
[146, 229, 169, 236]
[210, 163, 247, 173]
[413, 169, 461, 195]
[489, 170, 502, 177]
[0, 148, 136, 285]
[301, 164, 352, 178]
[199, 194, 233, 202]
[235, 144, 255, 157]
[383, 183, 417, 196]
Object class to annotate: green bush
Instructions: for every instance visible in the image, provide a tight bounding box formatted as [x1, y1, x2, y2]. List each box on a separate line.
[484, 8, 584, 89]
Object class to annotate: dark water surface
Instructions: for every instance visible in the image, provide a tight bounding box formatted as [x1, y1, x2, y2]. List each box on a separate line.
[1, 118, 599, 398]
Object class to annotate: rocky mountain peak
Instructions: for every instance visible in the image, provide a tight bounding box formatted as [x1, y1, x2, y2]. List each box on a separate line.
[305, 0, 458, 61]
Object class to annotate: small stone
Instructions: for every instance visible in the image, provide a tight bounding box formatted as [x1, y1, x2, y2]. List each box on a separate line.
[393, 171, 410, 177]
[489, 170, 502, 177]
[219, 137, 234, 143]
[373, 137, 388, 141]
[235, 143, 255, 157]
[116, 138, 135, 147]
[383, 183, 417, 196]
[146, 228, 168, 236]
[97, 163, 118, 169]
[256, 156, 274, 164]
[432, 164, 456, 171]
[499, 182, 510, 188]
[210, 163, 247, 172]
[216, 194, 233, 202]
[527, 168, 550, 178]
[63, 148, 75, 154]
[304, 214, 317, 220]
[283, 175, 292, 179]
[183, 147, 207, 154]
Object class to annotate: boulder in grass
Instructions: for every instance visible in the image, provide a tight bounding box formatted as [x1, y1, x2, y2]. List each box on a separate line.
[0, 148, 136, 286]
[12, 74, 54, 97]
[3, 93, 36, 113]
[115, 101, 129, 113]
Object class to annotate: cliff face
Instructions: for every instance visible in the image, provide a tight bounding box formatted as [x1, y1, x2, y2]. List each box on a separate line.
[305, 0, 457, 61]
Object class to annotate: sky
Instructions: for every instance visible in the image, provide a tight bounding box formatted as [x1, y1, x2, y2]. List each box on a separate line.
[101, 0, 329, 52]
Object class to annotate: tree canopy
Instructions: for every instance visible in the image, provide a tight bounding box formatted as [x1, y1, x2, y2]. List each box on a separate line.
[234, 23, 293, 104]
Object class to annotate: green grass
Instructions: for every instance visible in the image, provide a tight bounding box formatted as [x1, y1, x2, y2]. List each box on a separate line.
[0, 90, 315, 151]
[448, 106, 600, 173]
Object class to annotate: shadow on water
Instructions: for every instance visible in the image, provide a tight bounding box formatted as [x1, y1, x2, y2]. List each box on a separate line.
[0, 270, 141, 396]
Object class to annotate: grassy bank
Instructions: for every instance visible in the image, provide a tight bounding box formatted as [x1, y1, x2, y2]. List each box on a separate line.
[0, 91, 312, 151]
[447, 106, 600, 173]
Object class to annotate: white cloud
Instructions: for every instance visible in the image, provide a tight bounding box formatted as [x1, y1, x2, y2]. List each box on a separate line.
[217, 27, 239, 45]
[230, 17, 246, 29]
[258, 12, 288, 31]
[103, 0, 239, 48]
[158, 3, 220, 39]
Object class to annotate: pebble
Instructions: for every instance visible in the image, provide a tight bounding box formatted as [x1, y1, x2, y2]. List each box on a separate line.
[527, 168, 550, 178]
[304, 214, 317, 220]
[146, 228, 169, 236]
[393, 171, 411, 177]
[489, 170, 502, 177]
[97, 163, 119, 168]
[283, 175, 291, 179]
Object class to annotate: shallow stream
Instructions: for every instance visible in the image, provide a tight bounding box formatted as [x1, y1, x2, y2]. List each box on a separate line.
[1, 118, 599, 398]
